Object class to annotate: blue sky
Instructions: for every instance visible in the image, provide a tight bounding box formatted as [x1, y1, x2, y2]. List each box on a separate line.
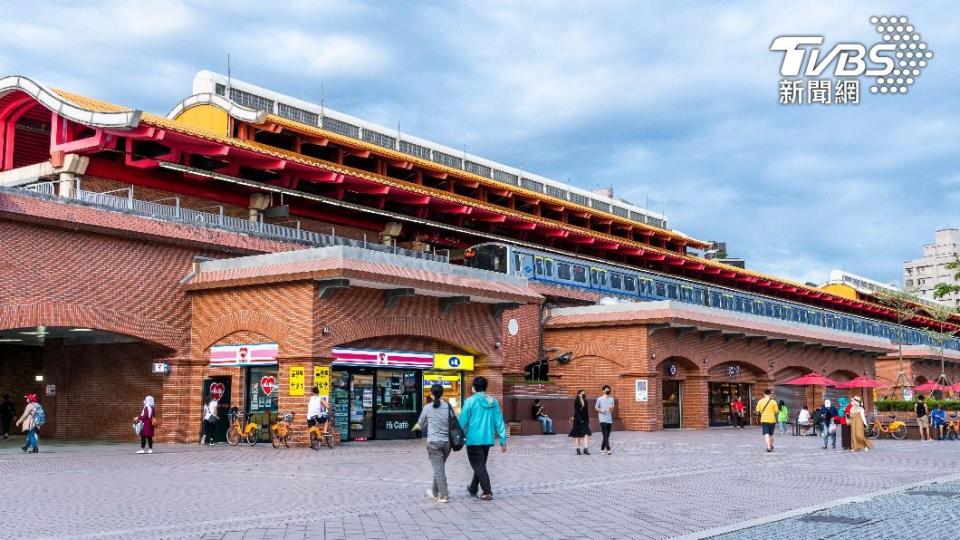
[1, 1, 958, 286]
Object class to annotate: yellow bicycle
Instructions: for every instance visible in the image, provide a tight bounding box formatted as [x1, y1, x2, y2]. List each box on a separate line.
[308, 415, 335, 450]
[226, 409, 259, 446]
[271, 412, 294, 448]
[866, 414, 907, 440]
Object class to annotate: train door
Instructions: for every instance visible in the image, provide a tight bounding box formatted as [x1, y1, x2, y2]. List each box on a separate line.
[590, 268, 608, 291]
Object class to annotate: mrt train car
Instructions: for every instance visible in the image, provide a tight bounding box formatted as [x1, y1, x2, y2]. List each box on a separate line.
[463, 242, 957, 351]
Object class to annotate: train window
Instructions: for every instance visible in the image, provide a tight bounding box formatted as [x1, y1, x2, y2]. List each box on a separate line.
[680, 286, 692, 302]
[590, 268, 598, 285]
[791, 308, 800, 322]
[624, 276, 636, 292]
[735, 297, 744, 312]
[534, 257, 544, 276]
[557, 262, 571, 280]
[514, 254, 522, 275]
[667, 284, 678, 299]
[572, 265, 587, 283]
[710, 291, 721, 307]
[722, 295, 733, 310]
[743, 300, 753, 314]
[610, 273, 622, 289]
[641, 279, 654, 296]
[544, 259, 554, 277]
[693, 288, 704, 304]
[599, 270, 607, 287]
[656, 281, 666, 297]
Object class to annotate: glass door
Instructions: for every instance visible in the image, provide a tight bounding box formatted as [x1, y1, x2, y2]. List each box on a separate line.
[375, 369, 420, 440]
[709, 383, 751, 426]
[349, 373, 375, 441]
[246, 366, 278, 442]
[331, 370, 351, 441]
[663, 380, 682, 428]
[423, 371, 463, 414]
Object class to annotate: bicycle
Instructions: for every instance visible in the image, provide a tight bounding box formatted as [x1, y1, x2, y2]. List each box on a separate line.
[226, 409, 260, 446]
[866, 414, 907, 440]
[942, 413, 959, 441]
[271, 412, 294, 448]
[308, 415, 336, 450]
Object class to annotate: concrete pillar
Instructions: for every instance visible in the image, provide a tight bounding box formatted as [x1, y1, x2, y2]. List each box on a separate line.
[57, 172, 75, 198]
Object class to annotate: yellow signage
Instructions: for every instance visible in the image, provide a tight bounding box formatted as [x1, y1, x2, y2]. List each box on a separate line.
[433, 354, 474, 371]
[289, 366, 305, 396]
[314, 365, 331, 396]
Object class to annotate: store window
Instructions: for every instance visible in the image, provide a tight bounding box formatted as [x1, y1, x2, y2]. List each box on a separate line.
[423, 371, 464, 414]
[375, 370, 420, 440]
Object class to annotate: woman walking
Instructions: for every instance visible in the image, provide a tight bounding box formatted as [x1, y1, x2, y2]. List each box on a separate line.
[202, 393, 219, 446]
[569, 390, 592, 455]
[15, 393, 40, 453]
[777, 400, 789, 435]
[413, 383, 452, 503]
[136, 395, 157, 454]
[849, 396, 874, 452]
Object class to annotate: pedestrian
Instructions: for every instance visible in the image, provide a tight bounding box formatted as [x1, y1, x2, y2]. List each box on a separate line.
[413, 383, 453, 503]
[818, 399, 839, 449]
[201, 393, 219, 446]
[797, 405, 811, 436]
[777, 400, 789, 435]
[731, 396, 745, 429]
[849, 396, 873, 452]
[931, 403, 947, 440]
[531, 399, 555, 434]
[915, 394, 931, 441]
[755, 388, 778, 452]
[459, 376, 507, 501]
[569, 389, 592, 455]
[15, 393, 41, 453]
[135, 395, 156, 454]
[0, 394, 15, 439]
[595, 385, 615, 455]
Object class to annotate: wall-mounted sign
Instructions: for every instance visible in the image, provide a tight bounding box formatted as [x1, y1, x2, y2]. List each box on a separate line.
[289, 366, 305, 396]
[635, 379, 648, 402]
[314, 366, 331, 396]
[434, 354, 474, 371]
[209, 382, 225, 402]
[332, 348, 433, 369]
[210, 343, 278, 367]
[667, 362, 678, 377]
[45, 384, 56, 397]
[507, 318, 520, 336]
[152, 362, 170, 374]
[727, 364, 741, 378]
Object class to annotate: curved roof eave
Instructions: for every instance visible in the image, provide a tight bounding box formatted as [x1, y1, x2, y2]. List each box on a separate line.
[166, 93, 267, 124]
[0, 75, 141, 129]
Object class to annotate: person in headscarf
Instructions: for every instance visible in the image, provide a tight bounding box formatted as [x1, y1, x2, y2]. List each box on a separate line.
[135, 395, 157, 454]
[849, 396, 873, 452]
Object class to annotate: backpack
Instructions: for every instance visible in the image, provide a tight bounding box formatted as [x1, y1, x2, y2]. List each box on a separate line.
[32, 404, 46, 428]
[447, 402, 465, 451]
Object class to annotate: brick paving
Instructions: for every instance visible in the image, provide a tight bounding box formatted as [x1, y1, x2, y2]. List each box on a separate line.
[0, 429, 957, 539]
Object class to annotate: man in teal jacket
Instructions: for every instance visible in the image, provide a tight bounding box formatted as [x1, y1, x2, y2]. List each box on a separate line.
[459, 376, 507, 500]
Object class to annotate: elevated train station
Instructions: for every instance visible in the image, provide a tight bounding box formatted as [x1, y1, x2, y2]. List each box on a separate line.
[1, 72, 958, 442]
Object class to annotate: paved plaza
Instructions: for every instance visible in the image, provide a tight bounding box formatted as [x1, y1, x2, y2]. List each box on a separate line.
[1, 429, 957, 539]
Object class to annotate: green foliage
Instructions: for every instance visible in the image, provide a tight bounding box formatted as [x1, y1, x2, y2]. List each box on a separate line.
[933, 257, 960, 299]
[875, 399, 960, 412]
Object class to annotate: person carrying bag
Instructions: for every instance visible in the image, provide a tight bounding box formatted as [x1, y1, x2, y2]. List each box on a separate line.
[413, 384, 457, 503]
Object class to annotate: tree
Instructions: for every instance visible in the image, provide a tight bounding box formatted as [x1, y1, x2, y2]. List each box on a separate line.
[920, 301, 959, 394]
[933, 257, 960, 300]
[874, 289, 921, 398]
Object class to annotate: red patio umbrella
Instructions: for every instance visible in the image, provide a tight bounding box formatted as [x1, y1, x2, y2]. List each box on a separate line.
[782, 373, 840, 387]
[836, 376, 888, 389]
[914, 381, 951, 393]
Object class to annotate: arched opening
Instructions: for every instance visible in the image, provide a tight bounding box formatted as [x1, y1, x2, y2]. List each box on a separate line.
[0, 325, 174, 441]
[707, 360, 767, 427]
[329, 335, 477, 442]
[656, 356, 698, 429]
[773, 366, 817, 423]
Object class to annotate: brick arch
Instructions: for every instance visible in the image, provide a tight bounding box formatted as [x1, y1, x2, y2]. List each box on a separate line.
[566, 341, 624, 367]
[0, 302, 184, 352]
[706, 358, 770, 380]
[194, 310, 289, 354]
[328, 316, 495, 359]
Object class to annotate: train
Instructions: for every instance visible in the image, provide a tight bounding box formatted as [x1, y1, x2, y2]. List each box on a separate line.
[464, 242, 959, 351]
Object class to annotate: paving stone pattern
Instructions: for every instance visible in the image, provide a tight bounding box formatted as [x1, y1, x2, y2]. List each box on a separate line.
[0, 430, 957, 539]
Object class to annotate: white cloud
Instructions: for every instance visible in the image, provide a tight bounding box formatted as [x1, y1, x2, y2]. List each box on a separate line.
[224, 31, 391, 78]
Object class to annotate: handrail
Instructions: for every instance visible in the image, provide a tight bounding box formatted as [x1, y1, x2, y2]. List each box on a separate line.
[17, 182, 449, 264]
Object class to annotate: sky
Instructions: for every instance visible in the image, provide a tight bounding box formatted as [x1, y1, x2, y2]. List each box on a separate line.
[1, 0, 958, 286]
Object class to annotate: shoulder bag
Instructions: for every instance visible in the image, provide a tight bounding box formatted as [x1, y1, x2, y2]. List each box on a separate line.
[447, 401, 465, 451]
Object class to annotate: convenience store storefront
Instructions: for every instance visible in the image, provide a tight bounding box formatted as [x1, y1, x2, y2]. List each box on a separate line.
[329, 348, 472, 441]
[205, 342, 281, 443]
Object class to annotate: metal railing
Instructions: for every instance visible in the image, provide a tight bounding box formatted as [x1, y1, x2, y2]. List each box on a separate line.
[18, 182, 449, 263]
